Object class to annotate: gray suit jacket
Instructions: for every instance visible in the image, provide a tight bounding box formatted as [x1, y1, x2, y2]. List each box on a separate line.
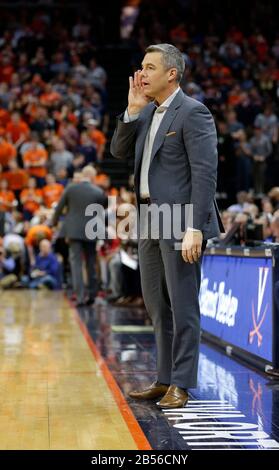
[52, 181, 108, 241]
[110, 89, 224, 241]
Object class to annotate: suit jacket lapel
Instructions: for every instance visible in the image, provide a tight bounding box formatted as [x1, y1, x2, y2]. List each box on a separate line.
[150, 89, 184, 165]
[135, 89, 185, 174]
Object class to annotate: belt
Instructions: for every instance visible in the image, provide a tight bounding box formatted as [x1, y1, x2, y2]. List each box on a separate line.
[140, 197, 151, 205]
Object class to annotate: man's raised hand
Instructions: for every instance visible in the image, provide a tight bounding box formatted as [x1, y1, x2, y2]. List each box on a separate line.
[128, 71, 152, 115]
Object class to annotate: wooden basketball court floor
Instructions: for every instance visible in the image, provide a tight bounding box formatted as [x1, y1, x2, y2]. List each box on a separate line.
[1, 289, 279, 451]
[0, 290, 150, 450]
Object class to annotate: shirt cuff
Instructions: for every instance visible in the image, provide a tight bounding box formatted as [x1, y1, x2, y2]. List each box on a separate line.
[187, 227, 201, 232]
[123, 109, 140, 123]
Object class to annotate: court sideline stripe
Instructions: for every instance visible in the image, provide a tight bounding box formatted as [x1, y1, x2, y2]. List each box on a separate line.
[67, 297, 152, 450]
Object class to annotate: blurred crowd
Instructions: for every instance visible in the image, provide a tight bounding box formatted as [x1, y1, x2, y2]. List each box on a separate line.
[0, 8, 122, 300]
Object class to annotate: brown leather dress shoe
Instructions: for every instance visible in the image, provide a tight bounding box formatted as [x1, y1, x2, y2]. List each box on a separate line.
[157, 385, 188, 409]
[129, 381, 169, 400]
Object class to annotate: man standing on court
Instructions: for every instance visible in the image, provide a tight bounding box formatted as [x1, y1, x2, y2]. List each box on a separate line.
[110, 44, 224, 408]
[52, 165, 107, 307]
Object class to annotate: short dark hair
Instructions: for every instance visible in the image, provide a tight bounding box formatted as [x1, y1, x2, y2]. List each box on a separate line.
[145, 43, 185, 83]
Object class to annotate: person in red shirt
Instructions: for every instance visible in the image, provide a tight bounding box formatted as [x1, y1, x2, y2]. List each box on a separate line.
[0, 108, 10, 128]
[0, 159, 28, 201]
[0, 179, 16, 212]
[6, 111, 30, 148]
[40, 84, 62, 107]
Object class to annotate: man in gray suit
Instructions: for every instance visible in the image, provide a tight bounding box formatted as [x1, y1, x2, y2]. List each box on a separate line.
[52, 166, 107, 306]
[110, 44, 224, 409]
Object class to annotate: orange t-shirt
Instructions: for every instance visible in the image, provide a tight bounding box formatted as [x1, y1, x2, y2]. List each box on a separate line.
[95, 173, 108, 186]
[89, 129, 106, 149]
[227, 94, 242, 106]
[20, 188, 43, 214]
[210, 65, 232, 85]
[6, 120, 30, 143]
[40, 91, 61, 106]
[0, 189, 16, 212]
[0, 140, 16, 167]
[42, 183, 64, 208]
[23, 147, 48, 178]
[0, 169, 29, 191]
[25, 224, 52, 247]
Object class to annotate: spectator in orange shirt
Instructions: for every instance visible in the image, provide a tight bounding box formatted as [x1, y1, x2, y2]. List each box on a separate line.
[0, 179, 17, 212]
[95, 173, 119, 197]
[0, 134, 16, 169]
[40, 84, 62, 107]
[210, 60, 233, 86]
[6, 111, 30, 148]
[24, 225, 53, 263]
[20, 177, 43, 220]
[25, 226, 52, 247]
[20, 131, 46, 157]
[85, 119, 106, 161]
[42, 174, 64, 208]
[23, 140, 48, 187]
[0, 160, 28, 200]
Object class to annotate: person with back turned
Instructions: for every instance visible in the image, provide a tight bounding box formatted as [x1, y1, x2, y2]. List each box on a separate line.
[110, 44, 224, 409]
[52, 165, 107, 307]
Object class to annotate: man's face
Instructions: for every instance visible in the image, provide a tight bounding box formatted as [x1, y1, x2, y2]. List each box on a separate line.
[28, 178, 36, 189]
[140, 52, 175, 98]
[0, 180, 8, 190]
[39, 239, 51, 256]
[46, 174, 55, 185]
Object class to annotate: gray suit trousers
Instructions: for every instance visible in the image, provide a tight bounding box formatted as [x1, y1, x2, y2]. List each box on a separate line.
[138, 237, 204, 389]
[69, 240, 97, 303]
